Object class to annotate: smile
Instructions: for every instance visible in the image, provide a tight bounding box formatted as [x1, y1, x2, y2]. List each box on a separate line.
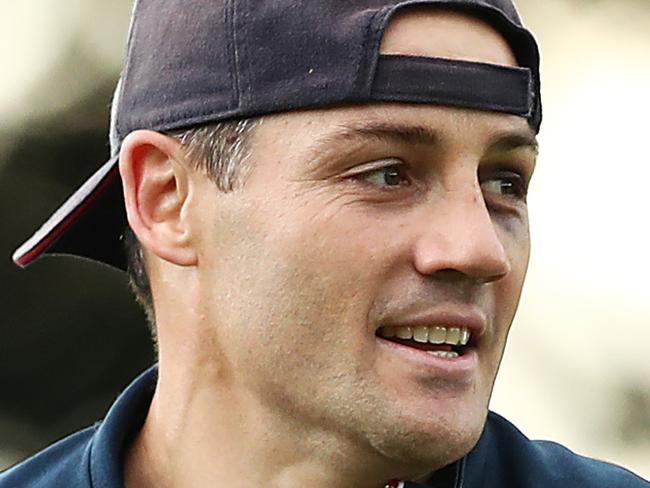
[376, 325, 472, 359]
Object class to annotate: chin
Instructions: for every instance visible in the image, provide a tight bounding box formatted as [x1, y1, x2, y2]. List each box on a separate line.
[369, 405, 488, 472]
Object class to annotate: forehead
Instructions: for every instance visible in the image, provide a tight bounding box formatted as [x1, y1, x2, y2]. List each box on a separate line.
[380, 8, 518, 66]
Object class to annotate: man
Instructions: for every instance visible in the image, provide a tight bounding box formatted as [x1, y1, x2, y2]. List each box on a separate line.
[2, 1, 648, 487]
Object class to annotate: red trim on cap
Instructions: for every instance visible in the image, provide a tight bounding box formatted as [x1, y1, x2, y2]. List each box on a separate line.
[384, 480, 404, 488]
[13, 163, 121, 267]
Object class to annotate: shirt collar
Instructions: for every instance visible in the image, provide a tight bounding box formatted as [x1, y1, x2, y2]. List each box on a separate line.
[89, 366, 157, 488]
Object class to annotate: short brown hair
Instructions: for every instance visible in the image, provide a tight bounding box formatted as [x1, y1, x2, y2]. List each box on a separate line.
[123, 118, 261, 344]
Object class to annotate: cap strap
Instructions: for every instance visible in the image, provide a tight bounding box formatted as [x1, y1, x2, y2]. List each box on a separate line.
[372, 54, 533, 117]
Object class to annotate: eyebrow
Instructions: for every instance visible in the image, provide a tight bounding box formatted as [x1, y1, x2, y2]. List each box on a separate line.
[310, 122, 440, 152]
[304, 122, 439, 171]
[486, 131, 539, 155]
[305, 120, 539, 170]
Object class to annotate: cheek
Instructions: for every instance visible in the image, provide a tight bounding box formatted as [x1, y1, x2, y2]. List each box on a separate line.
[258, 219, 378, 331]
[490, 218, 530, 343]
[495, 209, 531, 281]
[199, 199, 383, 368]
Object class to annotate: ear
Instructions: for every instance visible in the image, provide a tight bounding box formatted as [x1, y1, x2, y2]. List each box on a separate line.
[119, 130, 198, 267]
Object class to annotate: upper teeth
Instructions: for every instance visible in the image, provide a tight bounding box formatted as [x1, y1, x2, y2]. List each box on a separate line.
[378, 325, 471, 346]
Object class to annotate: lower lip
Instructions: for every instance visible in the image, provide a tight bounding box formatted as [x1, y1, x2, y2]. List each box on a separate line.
[376, 337, 478, 379]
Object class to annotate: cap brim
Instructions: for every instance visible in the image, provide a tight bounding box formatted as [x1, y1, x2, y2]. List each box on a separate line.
[13, 156, 129, 271]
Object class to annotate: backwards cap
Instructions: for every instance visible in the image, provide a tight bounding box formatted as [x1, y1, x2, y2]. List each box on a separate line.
[14, 0, 541, 271]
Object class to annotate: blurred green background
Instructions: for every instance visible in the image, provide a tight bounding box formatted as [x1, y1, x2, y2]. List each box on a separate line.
[1, 0, 649, 479]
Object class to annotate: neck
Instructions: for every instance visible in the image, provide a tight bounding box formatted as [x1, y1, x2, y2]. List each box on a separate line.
[123, 358, 422, 488]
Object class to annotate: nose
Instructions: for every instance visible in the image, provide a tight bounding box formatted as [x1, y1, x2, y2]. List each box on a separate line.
[412, 187, 511, 284]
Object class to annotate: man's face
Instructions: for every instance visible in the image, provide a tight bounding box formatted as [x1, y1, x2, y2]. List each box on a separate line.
[186, 10, 536, 475]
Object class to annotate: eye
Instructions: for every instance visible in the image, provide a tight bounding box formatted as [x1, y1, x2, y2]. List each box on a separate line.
[352, 163, 410, 189]
[481, 172, 528, 201]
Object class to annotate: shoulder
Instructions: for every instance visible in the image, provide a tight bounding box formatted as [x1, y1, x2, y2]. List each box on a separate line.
[525, 438, 648, 487]
[462, 411, 650, 487]
[0, 425, 97, 488]
[0, 367, 157, 488]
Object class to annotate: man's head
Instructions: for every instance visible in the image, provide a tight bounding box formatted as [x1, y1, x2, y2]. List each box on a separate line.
[117, 6, 536, 479]
[15, 0, 540, 483]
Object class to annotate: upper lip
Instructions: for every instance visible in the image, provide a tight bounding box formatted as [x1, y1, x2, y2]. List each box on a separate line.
[377, 308, 487, 343]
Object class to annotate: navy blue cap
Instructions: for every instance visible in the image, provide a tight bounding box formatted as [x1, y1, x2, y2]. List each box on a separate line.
[13, 0, 541, 271]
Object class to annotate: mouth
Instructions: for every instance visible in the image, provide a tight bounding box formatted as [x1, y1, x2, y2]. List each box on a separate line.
[375, 325, 473, 359]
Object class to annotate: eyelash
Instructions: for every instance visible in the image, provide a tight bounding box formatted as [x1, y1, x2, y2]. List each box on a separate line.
[348, 162, 529, 202]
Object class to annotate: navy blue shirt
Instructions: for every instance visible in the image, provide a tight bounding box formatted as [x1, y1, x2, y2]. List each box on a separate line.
[2, 367, 648, 487]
